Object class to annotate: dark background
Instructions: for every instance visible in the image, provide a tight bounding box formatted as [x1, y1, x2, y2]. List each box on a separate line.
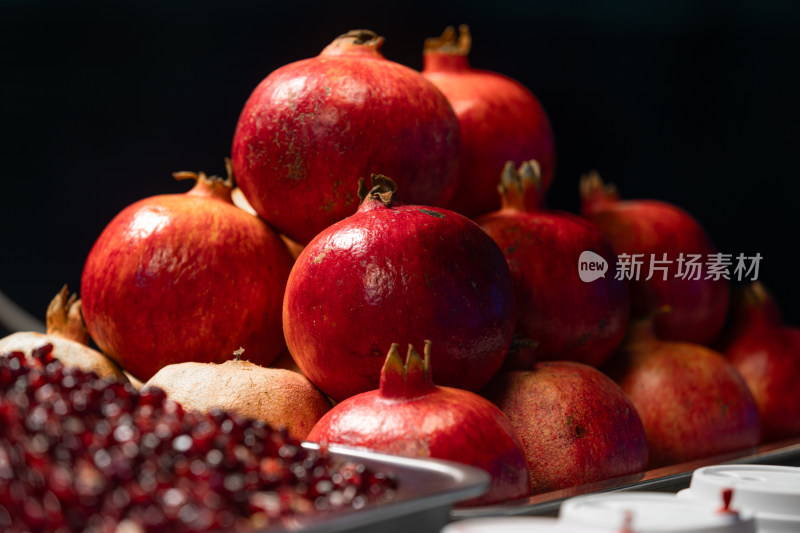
[1, 0, 798, 336]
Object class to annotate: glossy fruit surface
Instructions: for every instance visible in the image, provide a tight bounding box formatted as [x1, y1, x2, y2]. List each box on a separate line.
[283, 176, 516, 401]
[482, 360, 648, 494]
[478, 161, 628, 366]
[580, 172, 729, 345]
[81, 171, 294, 381]
[718, 282, 800, 443]
[307, 342, 530, 506]
[604, 315, 761, 468]
[232, 30, 461, 244]
[422, 25, 555, 219]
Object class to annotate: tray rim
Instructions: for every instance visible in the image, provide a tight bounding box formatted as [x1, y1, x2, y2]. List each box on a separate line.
[450, 436, 800, 520]
[252, 442, 491, 532]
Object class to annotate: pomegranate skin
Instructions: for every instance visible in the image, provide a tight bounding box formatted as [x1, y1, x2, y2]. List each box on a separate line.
[604, 318, 761, 469]
[232, 30, 461, 245]
[718, 282, 800, 443]
[81, 173, 294, 381]
[481, 361, 648, 494]
[422, 26, 555, 219]
[478, 162, 628, 367]
[581, 173, 729, 345]
[307, 343, 531, 506]
[283, 177, 516, 402]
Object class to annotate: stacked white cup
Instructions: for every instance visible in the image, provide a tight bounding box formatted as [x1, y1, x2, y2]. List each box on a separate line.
[677, 465, 800, 533]
[442, 490, 757, 533]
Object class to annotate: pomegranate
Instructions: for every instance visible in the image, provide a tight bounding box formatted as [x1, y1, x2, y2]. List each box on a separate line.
[0, 286, 126, 381]
[603, 314, 761, 468]
[477, 161, 629, 367]
[283, 175, 516, 401]
[717, 282, 800, 443]
[81, 170, 294, 381]
[142, 352, 331, 441]
[422, 25, 555, 219]
[231, 29, 462, 245]
[481, 359, 649, 495]
[0, 344, 395, 532]
[307, 341, 530, 506]
[580, 171, 729, 345]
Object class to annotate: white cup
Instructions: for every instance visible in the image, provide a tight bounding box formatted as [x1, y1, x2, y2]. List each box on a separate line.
[677, 464, 800, 533]
[559, 491, 755, 533]
[442, 516, 613, 533]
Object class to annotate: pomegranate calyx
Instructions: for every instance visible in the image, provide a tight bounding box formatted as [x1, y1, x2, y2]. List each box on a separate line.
[422, 25, 471, 72]
[379, 341, 436, 399]
[729, 281, 783, 332]
[501, 336, 538, 372]
[424, 25, 471, 55]
[357, 174, 397, 207]
[173, 169, 234, 202]
[322, 30, 385, 58]
[46, 285, 90, 346]
[498, 160, 545, 212]
[627, 305, 672, 343]
[579, 170, 620, 215]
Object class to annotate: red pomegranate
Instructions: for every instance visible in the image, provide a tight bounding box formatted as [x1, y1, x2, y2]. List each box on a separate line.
[232, 29, 462, 245]
[481, 359, 649, 495]
[307, 341, 531, 506]
[580, 172, 729, 345]
[283, 175, 516, 402]
[477, 161, 628, 367]
[717, 282, 800, 443]
[603, 314, 761, 468]
[81, 170, 294, 381]
[422, 25, 555, 219]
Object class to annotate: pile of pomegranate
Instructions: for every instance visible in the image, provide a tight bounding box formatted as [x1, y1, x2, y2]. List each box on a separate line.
[3, 23, 798, 530]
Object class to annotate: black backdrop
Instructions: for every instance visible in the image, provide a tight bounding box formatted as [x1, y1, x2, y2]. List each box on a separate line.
[2, 0, 799, 336]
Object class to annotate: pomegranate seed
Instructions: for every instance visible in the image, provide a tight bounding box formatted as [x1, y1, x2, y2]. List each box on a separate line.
[1, 344, 396, 531]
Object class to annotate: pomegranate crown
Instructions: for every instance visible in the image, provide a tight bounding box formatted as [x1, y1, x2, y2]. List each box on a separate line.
[730, 281, 783, 329]
[379, 341, 436, 399]
[627, 305, 673, 343]
[357, 174, 397, 207]
[498, 159, 545, 212]
[424, 25, 471, 55]
[46, 285, 90, 346]
[322, 30, 385, 58]
[579, 170, 620, 215]
[172, 159, 235, 202]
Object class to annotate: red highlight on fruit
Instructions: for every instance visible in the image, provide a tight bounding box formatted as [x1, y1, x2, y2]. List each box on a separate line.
[232, 29, 462, 244]
[283, 175, 516, 402]
[81, 168, 294, 382]
[478, 161, 629, 367]
[482, 358, 649, 495]
[307, 341, 531, 506]
[603, 314, 761, 468]
[422, 25, 555, 219]
[718, 282, 800, 443]
[580, 171, 729, 345]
